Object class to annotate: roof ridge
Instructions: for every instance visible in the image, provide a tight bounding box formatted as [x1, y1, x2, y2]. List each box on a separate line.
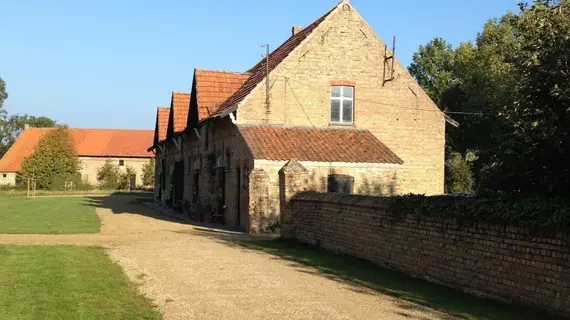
[210, 2, 340, 118]
[195, 68, 249, 75]
[236, 124, 368, 131]
[172, 91, 190, 96]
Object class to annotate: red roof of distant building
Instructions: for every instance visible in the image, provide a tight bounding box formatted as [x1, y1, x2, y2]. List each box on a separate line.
[0, 128, 154, 172]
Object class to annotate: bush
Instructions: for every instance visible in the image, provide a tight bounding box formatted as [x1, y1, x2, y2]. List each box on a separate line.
[445, 151, 474, 195]
[141, 159, 155, 187]
[118, 166, 136, 190]
[96, 160, 121, 189]
[388, 194, 570, 231]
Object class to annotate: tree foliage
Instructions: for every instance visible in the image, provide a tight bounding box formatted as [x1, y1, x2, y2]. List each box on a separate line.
[445, 152, 474, 194]
[97, 161, 137, 190]
[0, 76, 7, 109]
[409, 0, 570, 198]
[96, 160, 121, 189]
[141, 159, 155, 187]
[20, 126, 81, 189]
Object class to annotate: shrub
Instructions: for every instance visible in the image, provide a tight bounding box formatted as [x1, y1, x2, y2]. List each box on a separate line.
[96, 160, 121, 189]
[141, 159, 155, 187]
[388, 194, 570, 230]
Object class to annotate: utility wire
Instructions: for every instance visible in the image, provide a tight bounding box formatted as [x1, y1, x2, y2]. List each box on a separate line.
[285, 78, 316, 128]
[283, 76, 514, 117]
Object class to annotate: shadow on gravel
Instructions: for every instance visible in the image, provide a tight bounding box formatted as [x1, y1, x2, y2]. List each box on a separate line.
[231, 239, 564, 320]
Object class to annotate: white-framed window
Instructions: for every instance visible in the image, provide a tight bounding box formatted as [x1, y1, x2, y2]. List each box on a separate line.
[330, 86, 354, 124]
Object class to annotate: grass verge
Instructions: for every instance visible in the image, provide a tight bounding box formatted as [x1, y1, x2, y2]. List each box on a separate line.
[239, 239, 561, 320]
[0, 197, 100, 234]
[0, 245, 161, 320]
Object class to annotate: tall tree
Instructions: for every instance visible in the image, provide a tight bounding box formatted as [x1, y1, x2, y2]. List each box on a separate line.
[408, 37, 456, 106]
[20, 126, 81, 189]
[0, 114, 57, 158]
[0, 77, 7, 109]
[141, 159, 155, 187]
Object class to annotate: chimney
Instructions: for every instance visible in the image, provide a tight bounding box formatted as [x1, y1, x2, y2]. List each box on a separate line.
[292, 26, 304, 36]
[24, 124, 30, 130]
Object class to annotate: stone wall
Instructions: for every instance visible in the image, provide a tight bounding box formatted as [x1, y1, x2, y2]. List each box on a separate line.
[283, 192, 570, 317]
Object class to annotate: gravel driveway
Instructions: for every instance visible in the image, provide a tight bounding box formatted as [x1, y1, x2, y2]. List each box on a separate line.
[0, 196, 456, 320]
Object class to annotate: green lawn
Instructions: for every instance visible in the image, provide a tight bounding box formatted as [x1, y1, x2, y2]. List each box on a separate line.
[0, 197, 100, 234]
[0, 245, 161, 320]
[240, 240, 561, 320]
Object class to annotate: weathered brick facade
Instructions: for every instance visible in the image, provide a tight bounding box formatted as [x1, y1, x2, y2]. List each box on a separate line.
[152, 1, 446, 232]
[236, 2, 445, 195]
[282, 192, 570, 317]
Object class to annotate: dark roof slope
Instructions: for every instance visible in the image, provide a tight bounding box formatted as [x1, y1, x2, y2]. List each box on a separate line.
[211, 5, 336, 117]
[237, 124, 403, 164]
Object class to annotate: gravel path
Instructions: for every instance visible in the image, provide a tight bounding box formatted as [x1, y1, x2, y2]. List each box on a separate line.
[0, 196, 456, 320]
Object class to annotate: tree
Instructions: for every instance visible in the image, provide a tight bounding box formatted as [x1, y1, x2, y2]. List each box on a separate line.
[445, 152, 474, 194]
[0, 76, 7, 109]
[141, 159, 155, 187]
[408, 37, 456, 106]
[20, 126, 81, 189]
[96, 160, 121, 189]
[118, 166, 136, 190]
[410, 0, 570, 198]
[0, 114, 57, 158]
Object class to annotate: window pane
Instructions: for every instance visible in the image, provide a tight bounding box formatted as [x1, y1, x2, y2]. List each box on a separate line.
[342, 100, 353, 123]
[343, 86, 354, 99]
[331, 99, 341, 122]
[331, 86, 341, 98]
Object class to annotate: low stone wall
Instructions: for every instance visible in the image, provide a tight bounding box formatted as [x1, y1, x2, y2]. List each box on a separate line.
[283, 192, 570, 317]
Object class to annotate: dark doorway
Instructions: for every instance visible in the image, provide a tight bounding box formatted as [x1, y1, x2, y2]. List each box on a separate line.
[236, 167, 241, 229]
[214, 166, 226, 224]
[172, 161, 185, 210]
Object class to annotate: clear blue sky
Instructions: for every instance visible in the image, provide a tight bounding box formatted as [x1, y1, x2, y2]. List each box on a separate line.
[0, 0, 518, 130]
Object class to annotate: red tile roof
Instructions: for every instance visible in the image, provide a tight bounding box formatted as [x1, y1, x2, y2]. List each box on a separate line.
[195, 69, 249, 120]
[171, 92, 190, 133]
[157, 107, 169, 142]
[211, 5, 336, 117]
[0, 128, 154, 172]
[237, 125, 403, 164]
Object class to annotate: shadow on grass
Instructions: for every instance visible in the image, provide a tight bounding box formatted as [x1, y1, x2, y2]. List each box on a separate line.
[238, 239, 564, 320]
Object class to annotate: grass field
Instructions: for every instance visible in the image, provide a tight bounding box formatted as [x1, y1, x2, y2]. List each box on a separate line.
[0, 245, 161, 320]
[0, 197, 100, 234]
[240, 240, 560, 320]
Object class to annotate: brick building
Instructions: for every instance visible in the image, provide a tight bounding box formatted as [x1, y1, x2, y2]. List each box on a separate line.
[149, 0, 448, 232]
[0, 127, 154, 187]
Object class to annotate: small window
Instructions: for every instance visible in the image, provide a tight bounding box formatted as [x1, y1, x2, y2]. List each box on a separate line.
[119, 160, 125, 167]
[2, 174, 6, 178]
[328, 174, 354, 194]
[330, 86, 354, 124]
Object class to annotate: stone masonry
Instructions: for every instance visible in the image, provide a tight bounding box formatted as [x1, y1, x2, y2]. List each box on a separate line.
[236, 2, 445, 195]
[281, 191, 570, 317]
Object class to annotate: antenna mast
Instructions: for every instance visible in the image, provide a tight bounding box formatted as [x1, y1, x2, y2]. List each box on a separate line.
[383, 36, 396, 86]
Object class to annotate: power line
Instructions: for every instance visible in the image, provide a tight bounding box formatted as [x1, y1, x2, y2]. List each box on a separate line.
[285, 78, 316, 128]
[283, 76, 513, 118]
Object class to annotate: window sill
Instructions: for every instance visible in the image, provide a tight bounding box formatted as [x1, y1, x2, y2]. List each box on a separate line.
[329, 122, 354, 127]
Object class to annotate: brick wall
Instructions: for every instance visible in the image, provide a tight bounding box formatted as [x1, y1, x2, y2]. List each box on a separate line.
[283, 192, 570, 317]
[236, 3, 445, 195]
